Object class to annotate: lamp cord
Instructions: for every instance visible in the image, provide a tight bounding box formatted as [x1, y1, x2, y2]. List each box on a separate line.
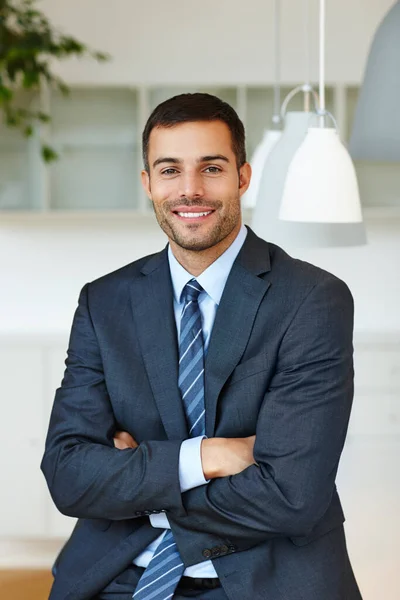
[304, 0, 311, 111]
[272, 0, 282, 127]
[280, 0, 339, 133]
[319, 0, 325, 126]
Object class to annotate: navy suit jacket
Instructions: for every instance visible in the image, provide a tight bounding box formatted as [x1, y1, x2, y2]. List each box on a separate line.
[41, 226, 362, 600]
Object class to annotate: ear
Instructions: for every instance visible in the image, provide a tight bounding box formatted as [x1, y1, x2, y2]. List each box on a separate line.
[141, 170, 152, 200]
[238, 162, 251, 197]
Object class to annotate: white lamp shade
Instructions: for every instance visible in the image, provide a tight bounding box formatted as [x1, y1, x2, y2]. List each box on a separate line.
[349, 1, 400, 161]
[242, 130, 282, 209]
[279, 128, 363, 223]
[251, 112, 310, 240]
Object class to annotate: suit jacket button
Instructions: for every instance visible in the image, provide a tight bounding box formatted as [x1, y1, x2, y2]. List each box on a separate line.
[228, 544, 237, 553]
[220, 545, 229, 554]
[151, 510, 159, 513]
[211, 547, 221, 557]
[202, 549, 212, 559]
[143, 510, 151, 515]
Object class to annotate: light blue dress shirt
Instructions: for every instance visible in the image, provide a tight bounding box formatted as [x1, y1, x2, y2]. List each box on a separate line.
[133, 224, 248, 578]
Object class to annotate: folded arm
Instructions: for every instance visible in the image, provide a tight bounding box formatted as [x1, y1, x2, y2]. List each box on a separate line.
[165, 277, 355, 565]
[41, 283, 186, 520]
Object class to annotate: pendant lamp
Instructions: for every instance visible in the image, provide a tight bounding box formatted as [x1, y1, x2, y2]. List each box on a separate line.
[251, 0, 322, 243]
[279, 0, 365, 243]
[242, 0, 282, 209]
[251, 93, 318, 245]
[349, 1, 400, 161]
[242, 130, 282, 210]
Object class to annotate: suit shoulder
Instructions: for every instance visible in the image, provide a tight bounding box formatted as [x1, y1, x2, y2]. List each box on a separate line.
[267, 242, 353, 300]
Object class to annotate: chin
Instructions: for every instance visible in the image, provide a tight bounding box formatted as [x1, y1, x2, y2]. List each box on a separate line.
[181, 241, 215, 252]
[174, 235, 215, 252]
[170, 227, 217, 251]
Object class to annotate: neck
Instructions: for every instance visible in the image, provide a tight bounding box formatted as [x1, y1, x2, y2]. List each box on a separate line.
[169, 222, 242, 277]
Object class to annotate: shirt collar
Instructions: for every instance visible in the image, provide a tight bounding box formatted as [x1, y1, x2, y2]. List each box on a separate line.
[168, 224, 248, 305]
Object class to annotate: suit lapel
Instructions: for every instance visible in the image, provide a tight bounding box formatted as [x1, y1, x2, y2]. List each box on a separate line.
[130, 247, 189, 440]
[204, 227, 272, 437]
[130, 227, 272, 440]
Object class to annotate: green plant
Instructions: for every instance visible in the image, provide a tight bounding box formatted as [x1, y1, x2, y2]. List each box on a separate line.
[0, 0, 109, 161]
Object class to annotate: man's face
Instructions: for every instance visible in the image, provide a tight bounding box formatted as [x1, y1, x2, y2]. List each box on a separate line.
[141, 120, 251, 252]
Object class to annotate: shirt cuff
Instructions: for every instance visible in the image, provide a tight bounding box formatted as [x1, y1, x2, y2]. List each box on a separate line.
[179, 435, 209, 493]
[149, 512, 170, 529]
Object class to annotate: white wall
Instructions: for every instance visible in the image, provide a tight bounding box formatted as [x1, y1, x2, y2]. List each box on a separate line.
[0, 215, 399, 335]
[290, 218, 400, 333]
[0, 215, 165, 336]
[40, 0, 396, 85]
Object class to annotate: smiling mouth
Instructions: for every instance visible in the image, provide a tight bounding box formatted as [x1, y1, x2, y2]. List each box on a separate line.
[172, 209, 215, 221]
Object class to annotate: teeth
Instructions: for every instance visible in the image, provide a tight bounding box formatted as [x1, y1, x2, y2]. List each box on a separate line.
[177, 211, 212, 218]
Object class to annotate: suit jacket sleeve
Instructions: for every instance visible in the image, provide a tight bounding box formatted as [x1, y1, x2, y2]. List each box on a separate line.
[40, 283, 186, 520]
[167, 277, 355, 566]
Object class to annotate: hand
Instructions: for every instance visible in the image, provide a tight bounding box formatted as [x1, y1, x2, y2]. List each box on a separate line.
[201, 435, 256, 480]
[113, 430, 138, 450]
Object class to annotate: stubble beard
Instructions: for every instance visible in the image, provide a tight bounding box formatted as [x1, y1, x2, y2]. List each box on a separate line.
[152, 196, 241, 252]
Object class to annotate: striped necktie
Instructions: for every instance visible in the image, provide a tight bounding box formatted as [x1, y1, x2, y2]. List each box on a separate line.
[132, 279, 206, 600]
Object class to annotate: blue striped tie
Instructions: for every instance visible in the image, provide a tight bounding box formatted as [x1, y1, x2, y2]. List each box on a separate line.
[132, 279, 206, 600]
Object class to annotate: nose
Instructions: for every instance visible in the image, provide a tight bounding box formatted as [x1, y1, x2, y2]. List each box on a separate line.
[178, 171, 205, 200]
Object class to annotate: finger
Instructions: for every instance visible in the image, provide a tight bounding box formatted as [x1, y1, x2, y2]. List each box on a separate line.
[115, 431, 138, 449]
[127, 434, 139, 448]
[113, 438, 131, 450]
[121, 433, 138, 448]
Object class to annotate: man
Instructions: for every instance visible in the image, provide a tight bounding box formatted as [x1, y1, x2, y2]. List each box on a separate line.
[41, 93, 362, 600]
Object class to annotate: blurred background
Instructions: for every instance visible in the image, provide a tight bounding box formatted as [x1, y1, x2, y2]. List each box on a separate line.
[0, 0, 399, 598]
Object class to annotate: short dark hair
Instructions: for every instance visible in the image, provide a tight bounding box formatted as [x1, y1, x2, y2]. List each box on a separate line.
[142, 92, 246, 173]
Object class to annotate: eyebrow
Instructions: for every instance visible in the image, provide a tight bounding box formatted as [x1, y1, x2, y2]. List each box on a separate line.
[152, 154, 230, 169]
[200, 155, 230, 163]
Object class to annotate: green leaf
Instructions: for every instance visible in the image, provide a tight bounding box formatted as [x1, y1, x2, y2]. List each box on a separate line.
[37, 111, 50, 123]
[41, 144, 58, 163]
[6, 113, 18, 126]
[23, 69, 40, 87]
[0, 86, 13, 101]
[56, 81, 70, 96]
[94, 51, 111, 62]
[0, 0, 108, 163]
[24, 124, 33, 136]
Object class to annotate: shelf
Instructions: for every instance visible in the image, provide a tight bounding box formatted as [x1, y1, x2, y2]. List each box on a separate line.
[1, 206, 399, 224]
[0, 83, 398, 215]
[0, 209, 155, 221]
[49, 146, 141, 211]
[51, 87, 138, 146]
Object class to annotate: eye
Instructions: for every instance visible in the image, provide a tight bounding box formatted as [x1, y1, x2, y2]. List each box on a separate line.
[161, 168, 179, 175]
[204, 166, 222, 173]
